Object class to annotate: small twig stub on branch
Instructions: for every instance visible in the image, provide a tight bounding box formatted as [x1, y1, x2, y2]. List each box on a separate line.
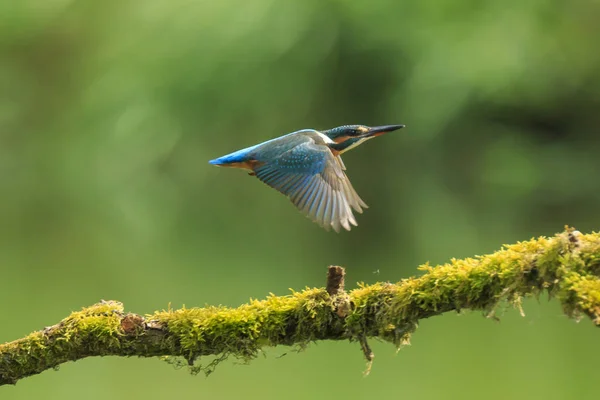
[326, 265, 346, 296]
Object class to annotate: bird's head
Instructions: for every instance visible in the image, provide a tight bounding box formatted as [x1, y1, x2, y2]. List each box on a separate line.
[323, 124, 405, 154]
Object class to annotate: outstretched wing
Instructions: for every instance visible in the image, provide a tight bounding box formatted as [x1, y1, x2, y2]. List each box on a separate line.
[253, 135, 367, 232]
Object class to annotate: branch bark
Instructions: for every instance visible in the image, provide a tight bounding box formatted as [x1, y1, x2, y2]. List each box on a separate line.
[1, 227, 599, 386]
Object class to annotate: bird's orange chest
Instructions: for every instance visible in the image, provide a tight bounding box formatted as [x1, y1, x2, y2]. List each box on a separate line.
[329, 147, 341, 157]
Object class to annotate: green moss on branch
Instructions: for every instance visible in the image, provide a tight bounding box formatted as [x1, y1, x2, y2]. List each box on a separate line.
[1, 228, 599, 386]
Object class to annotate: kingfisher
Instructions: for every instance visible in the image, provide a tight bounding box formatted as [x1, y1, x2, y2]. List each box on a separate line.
[209, 124, 405, 232]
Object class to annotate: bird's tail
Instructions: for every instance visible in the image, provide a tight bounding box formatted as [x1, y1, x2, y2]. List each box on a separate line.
[208, 157, 228, 165]
[209, 147, 255, 166]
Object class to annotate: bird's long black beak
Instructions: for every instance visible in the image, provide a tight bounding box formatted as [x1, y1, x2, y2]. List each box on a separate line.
[362, 124, 405, 138]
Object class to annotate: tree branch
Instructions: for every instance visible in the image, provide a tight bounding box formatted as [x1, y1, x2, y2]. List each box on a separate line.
[1, 227, 599, 386]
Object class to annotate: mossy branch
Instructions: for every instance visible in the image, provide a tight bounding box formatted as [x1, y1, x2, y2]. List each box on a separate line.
[1, 227, 599, 386]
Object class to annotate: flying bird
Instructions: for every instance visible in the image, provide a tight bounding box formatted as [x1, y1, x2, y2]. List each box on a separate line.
[209, 124, 405, 232]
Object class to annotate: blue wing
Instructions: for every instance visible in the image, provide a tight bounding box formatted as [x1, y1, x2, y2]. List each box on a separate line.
[253, 135, 367, 232]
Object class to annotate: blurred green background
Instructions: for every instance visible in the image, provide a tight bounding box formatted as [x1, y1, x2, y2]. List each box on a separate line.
[2, 0, 600, 399]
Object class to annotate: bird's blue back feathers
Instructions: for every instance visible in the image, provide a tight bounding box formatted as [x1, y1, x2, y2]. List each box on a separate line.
[209, 130, 318, 165]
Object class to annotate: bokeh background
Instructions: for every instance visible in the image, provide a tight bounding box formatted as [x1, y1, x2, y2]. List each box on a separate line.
[2, 1, 600, 399]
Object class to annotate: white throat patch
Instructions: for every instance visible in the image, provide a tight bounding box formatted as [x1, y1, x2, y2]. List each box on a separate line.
[339, 136, 373, 154]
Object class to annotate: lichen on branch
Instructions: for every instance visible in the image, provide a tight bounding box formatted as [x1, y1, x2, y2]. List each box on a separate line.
[1, 227, 599, 386]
